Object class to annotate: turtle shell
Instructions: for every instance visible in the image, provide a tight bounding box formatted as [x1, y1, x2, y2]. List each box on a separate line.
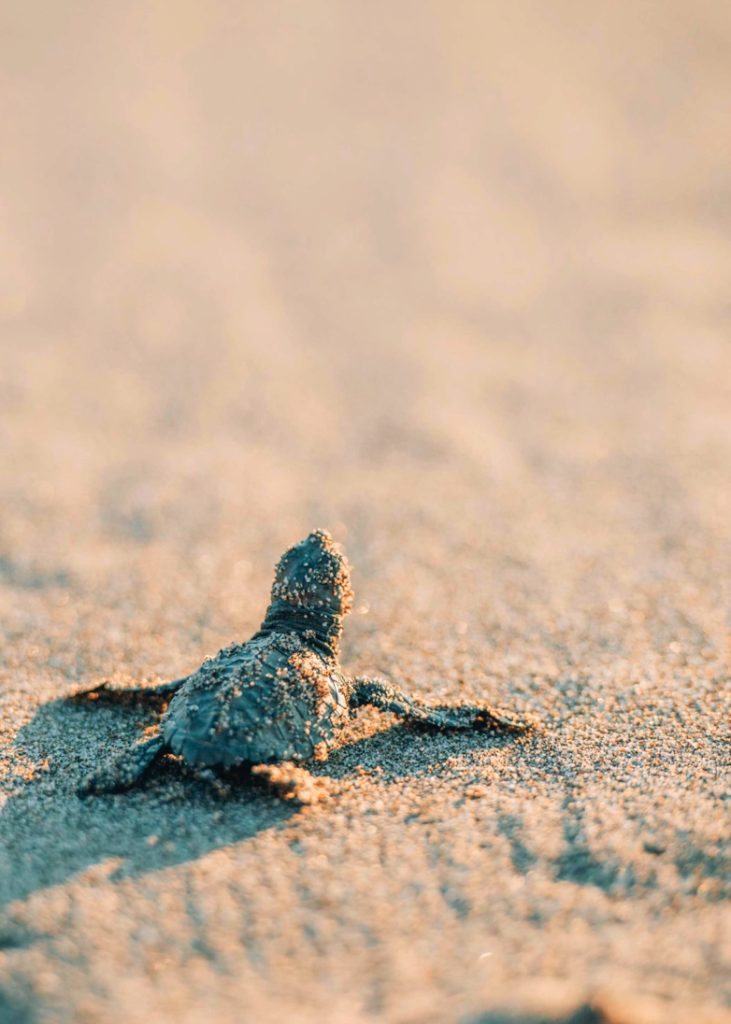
[161, 633, 348, 768]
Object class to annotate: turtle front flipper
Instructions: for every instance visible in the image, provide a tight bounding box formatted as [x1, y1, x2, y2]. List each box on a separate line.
[70, 676, 189, 710]
[78, 735, 167, 796]
[349, 677, 534, 733]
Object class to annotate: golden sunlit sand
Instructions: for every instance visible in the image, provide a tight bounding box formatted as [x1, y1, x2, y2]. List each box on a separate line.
[1, 2, 730, 1022]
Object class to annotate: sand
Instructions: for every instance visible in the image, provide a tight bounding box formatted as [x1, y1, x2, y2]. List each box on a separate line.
[1, 2, 730, 1022]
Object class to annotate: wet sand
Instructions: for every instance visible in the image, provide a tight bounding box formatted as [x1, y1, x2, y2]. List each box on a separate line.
[1, 2, 730, 1021]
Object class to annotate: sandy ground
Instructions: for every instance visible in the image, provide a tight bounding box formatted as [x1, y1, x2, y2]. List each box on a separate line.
[1, 2, 730, 1022]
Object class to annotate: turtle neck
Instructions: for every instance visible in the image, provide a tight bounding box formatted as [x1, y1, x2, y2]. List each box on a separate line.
[253, 599, 343, 661]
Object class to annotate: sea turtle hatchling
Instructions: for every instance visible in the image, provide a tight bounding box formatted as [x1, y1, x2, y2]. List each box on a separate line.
[76, 530, 533, 802]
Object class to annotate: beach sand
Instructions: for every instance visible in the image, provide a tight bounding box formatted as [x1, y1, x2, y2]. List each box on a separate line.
[1, 2, 730, 1021]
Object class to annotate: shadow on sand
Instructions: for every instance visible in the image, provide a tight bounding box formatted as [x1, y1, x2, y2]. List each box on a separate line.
[1, 691, 522, 909]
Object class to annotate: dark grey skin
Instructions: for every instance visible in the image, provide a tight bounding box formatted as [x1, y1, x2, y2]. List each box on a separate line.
[76, 530, 533, 800]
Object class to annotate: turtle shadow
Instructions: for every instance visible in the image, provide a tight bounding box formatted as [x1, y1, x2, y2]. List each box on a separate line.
[322, 717, 525, 782]
[463, 1002, 613, 1024]
[0, 695, 300, 908]
[1, 692, 528, 909]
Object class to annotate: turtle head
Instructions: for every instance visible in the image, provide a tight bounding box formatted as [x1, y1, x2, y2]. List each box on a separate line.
[270, 529, 353, 619]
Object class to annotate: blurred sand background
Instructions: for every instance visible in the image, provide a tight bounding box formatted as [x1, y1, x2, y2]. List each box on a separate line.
[1, 2, 730, 1022]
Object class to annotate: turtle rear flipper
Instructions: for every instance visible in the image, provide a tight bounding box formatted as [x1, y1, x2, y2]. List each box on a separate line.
[251, 762, 333, 805]
[349, 677, 534, 732]
[78, 735, 167, 796]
